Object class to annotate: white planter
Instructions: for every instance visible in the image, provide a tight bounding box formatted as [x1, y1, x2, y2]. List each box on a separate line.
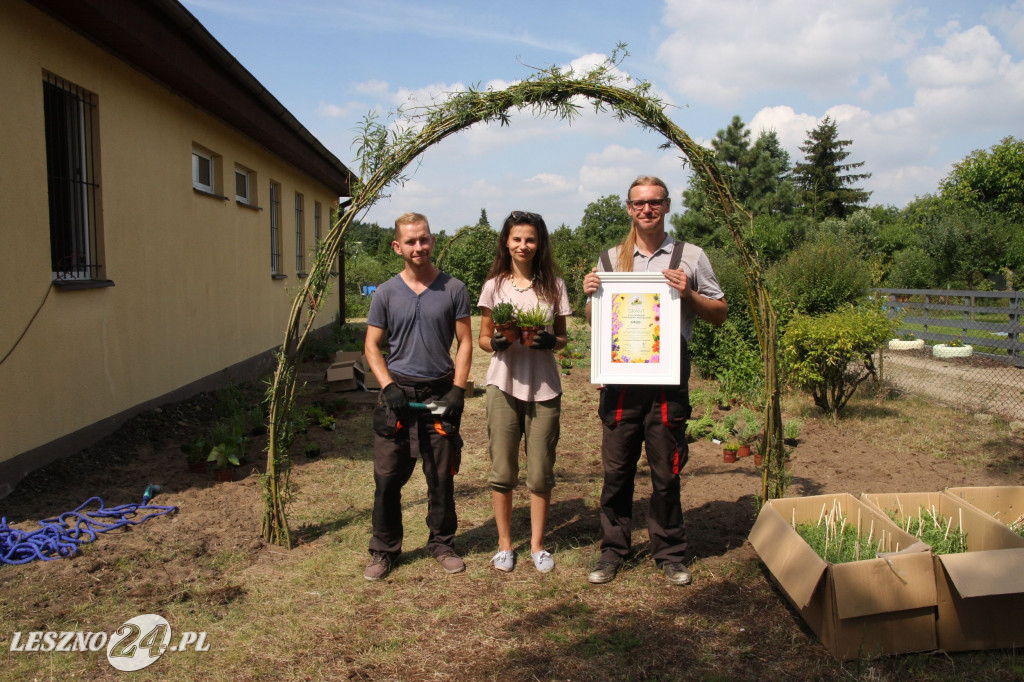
[932, 343, 973, 358]
[888, 338, 925, 350]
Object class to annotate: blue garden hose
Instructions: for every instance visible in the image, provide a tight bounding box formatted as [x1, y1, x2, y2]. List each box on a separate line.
[0, 486, 178, 566]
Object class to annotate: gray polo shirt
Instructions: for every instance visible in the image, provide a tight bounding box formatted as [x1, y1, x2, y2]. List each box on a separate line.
[367, 271, 471, 379]
[597, 235, 724, 341]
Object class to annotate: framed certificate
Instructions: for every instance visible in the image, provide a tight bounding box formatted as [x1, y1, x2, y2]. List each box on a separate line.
[590, 272, 681, 385]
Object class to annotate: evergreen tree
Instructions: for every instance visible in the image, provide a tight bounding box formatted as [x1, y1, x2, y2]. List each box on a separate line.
[478, 208, 490, 228]
[674, 117, 796, 248]
[793, 116, 871, 220]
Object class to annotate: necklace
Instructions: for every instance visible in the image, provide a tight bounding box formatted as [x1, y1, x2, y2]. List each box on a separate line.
[509, 273, 535, 292]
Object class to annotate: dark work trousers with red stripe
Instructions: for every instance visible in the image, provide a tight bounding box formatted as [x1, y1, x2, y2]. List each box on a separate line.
[369, 371, 463, 560]
[596, 345, 691, 566]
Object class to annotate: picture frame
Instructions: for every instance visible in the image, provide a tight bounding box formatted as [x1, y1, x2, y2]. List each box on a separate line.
[590, 272, 681, 385]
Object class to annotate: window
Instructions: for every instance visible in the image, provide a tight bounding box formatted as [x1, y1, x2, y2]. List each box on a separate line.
[313, 201, 322, 248]
[269, 181, 282, 276]
[294, 192, 305, 274]
[44, 73, 103, 281]
[235, 167, 250, 204]
[192, 146, 215, 193]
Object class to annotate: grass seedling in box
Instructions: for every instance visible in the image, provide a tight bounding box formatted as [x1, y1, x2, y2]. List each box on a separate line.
[887, 505, 968, 554]
[795, 499, 888, 563]
[1010, 515, 1024, 538]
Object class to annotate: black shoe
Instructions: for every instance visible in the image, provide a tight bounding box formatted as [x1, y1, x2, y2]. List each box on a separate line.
[588, 559, 621, 584]
[663, 562, 692, 586]
[364, 552, 392, 581]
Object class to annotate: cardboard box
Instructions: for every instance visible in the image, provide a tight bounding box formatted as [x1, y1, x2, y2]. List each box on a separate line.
[354, 358, 381, 391]
[945, 485, 1024, 530]
[861, 491, 1024, 652]
[326, 351, 362, 383]
[748, 493, 936, 660]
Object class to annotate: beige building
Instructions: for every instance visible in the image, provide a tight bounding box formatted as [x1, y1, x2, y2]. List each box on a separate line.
[0, 0, 354, 496]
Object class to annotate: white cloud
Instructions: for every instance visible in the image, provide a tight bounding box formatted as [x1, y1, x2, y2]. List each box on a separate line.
[655, 0, 914, 106]
[986, 0, 1024, 51]
[352, 79, 390, 95]
[316, 101, 364, 118]
[907, 24, 1013, 87]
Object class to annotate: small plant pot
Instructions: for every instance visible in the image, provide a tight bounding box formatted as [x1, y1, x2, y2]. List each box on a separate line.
[304, 444, 321, 459]
[519, 326, 542, 346]
[753, 452, 763, 467]
[736, 443, 751, 458]
[187, 460, 207, 474]
[494, 323, 520, 345]
[213, 468, 234, 482]
[723, 449, 738, 464]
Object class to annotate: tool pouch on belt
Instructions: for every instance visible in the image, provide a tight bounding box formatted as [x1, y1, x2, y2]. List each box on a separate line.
[373, 373, 463, 468]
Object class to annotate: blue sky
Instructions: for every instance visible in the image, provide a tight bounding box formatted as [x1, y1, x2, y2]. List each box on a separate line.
[183, 0, 1024, 233]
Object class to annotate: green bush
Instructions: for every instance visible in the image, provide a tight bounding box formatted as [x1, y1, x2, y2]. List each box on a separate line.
[782, 306, 895, 418]
[771, 234, 871, 316]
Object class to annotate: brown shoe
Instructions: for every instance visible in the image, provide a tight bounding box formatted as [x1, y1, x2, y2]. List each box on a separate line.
[663, 562, 692, 586]
[364, 552, 392, 581]
[436, 552, 465, 574]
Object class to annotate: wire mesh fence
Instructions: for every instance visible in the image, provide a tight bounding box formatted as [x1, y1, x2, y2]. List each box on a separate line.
[876, 288, 1024, 422]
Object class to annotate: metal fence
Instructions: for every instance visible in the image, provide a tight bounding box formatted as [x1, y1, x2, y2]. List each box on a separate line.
[876, 288, 1024, 422]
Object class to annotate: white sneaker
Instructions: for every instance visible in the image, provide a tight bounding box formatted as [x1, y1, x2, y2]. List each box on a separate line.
[531, 550, 555, 573]
[491, 550, 516, 572]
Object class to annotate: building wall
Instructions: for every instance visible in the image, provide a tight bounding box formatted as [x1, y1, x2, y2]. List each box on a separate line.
[0, 2, 341, 485]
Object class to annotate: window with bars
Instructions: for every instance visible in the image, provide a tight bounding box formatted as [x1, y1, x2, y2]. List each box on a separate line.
[314, 201, 322, 248]
[295, 192, 305, 274]
[44, 73, 103, 280]
[270, 181, 282, 276]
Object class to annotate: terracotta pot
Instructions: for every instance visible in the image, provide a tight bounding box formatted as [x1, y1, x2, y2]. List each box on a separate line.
[494, 323, 520, 344]
[187, 460, 207, 474]
[213, 468, 233, 482]
[723, 449, 737, 464]
[519, 326, 541, 346]
[737, 444, 751, 458]
[753, 453, 763, 467]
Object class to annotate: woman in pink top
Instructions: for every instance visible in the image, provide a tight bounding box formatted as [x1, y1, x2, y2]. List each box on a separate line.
[478, 210, 571, 573]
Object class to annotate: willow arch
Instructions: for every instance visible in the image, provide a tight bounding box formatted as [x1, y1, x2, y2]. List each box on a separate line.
[261, 56, 786, 546]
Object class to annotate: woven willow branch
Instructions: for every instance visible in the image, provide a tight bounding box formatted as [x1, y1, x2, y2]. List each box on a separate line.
[261, 55, 786, 545]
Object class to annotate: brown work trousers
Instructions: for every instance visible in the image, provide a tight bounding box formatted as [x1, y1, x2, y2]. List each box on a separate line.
[596, 350, 691, 566]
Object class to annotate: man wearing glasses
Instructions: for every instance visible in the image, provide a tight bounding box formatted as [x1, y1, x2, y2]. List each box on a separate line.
[582, 175, 727, 586]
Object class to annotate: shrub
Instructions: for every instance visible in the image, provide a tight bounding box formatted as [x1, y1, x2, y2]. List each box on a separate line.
[782, 306, 895, 418]
[771, 234, 871, 316]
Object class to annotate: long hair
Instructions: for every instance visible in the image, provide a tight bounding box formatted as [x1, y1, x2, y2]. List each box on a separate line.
[616, 176, 670, 272]
[485, 210, 560, 305]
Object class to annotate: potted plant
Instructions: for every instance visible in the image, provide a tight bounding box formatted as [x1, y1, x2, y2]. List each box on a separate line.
[304, 442, 321, 459]
[490, 301, 519, 344]
[753, 441, 765, 467]
[783, 418, 802, 446]
[207, 431, 247, 482]
[515, 302, 552, 346]
[932, 337, 973, 358]
[181, 436, 208, 473]
[722, 440, 740, 463]
[737, 408, 761, 457]
[888, 331, 925, 350]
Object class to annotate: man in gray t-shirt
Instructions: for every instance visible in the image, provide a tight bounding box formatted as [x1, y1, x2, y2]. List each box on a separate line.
[582, 175, 727, 588]
[363, 213, 473, 582]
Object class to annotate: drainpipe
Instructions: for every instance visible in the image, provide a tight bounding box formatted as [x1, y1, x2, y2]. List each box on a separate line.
[337, 198, 352, 324]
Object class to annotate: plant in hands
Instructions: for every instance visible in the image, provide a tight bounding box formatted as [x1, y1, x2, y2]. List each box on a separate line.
[491, 301, 517, 326]
[515, 302, 552, 328]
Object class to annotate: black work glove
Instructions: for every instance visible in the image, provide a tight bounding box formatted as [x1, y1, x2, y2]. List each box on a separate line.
[529, 330, 557, 350]
[490, 334, 512, 352]
[440, 386, 465, 421]
[382, 383, 411, 420]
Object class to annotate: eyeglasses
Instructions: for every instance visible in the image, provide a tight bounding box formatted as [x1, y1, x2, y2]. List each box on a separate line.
[627, 199, 668, 210]
[509, 210, 541, 222]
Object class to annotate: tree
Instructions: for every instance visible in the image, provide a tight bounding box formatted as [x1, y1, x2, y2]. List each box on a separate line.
[550, 223, 596, 313]
[478, 208, 491, 228]
[576, 194, 631, 250]
[674, 117, 796, 248]
[940, 136, 1024, 221]
[793, 116, 871, 220]
[435, 222, 497, 303]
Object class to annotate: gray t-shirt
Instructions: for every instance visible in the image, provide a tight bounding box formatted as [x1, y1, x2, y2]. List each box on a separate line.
[597, 235, 724, 341]
[367, 271, 471, 379]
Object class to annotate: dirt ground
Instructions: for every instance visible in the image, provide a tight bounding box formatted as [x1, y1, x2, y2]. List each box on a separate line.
[2, 333, 1023, 679]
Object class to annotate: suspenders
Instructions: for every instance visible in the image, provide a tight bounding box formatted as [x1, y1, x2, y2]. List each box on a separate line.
[599, 240, 686, 272]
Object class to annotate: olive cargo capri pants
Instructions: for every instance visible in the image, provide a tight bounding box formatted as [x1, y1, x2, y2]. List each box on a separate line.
[486, 385, 560, 494]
